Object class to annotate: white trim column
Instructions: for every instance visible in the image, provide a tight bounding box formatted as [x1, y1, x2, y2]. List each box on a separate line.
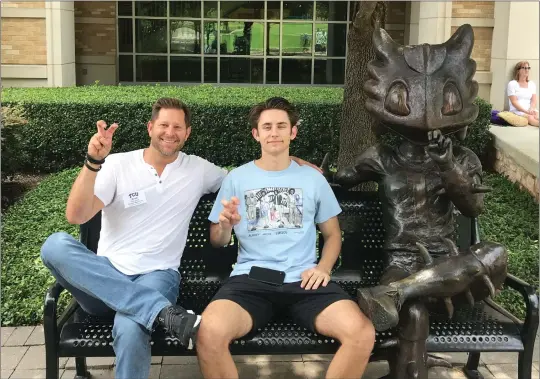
[406, 1, 452, 45]
[490, 2, 539, 111]
[45, 1, 76, 87]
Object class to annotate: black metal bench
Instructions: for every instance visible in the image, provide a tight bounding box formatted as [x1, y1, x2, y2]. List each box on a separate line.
[43, 190, 539, 379]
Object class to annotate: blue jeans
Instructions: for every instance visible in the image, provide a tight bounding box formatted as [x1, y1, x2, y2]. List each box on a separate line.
[41, 232, 180, 379]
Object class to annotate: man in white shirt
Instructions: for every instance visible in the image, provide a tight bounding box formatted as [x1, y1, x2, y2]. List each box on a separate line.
[40, 97, 317, 379]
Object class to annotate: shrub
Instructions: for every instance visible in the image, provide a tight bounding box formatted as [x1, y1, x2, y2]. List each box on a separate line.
[1, 169, 78, 326]
[2, 85, 343, 173]
[1, 168, 536, 325]
[1, 105, 29, 179]
[2, 86, 492, 174]
[480, 173, 539, 320]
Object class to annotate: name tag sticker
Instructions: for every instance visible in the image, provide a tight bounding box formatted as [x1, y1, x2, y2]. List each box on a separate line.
[123, 191, 147, 208]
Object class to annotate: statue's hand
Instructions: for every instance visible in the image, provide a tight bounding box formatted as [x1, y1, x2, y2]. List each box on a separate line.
[425, 130, 454, 170]
[320, 153, 334, 183]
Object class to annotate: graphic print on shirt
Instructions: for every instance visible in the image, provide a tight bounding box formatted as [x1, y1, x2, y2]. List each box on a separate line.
[244, 187, 303, 231]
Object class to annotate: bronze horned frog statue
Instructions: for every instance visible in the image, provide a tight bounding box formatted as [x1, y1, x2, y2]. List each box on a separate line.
[324, 24, 508, 379]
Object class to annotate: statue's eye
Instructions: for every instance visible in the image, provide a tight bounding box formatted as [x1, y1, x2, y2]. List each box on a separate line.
[441, 82, 462, 116]
[384, 82, 410, 116]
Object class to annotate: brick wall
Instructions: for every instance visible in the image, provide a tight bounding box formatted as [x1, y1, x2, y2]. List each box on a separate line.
[451, 1, 494, 72]
[1, 2, 45, 8]
[75, 2, 116, 57]
[75, 23, 116, 57]
[451, 26, 492, 71]
[452, 1, 494, 19]
[74, 1, 115, 18]
[1, 18, 47, 65]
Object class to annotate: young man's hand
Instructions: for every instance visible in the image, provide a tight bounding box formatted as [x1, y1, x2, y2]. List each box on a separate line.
[300, 266, 331, 290]
[218, 197, 241, 230]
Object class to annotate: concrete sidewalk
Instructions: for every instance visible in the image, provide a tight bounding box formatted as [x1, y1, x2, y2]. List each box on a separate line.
[1, 326, 539, 379]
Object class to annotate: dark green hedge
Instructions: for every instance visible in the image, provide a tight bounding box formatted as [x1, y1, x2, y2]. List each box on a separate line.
[3, 85, 492, 174]
[2, 85, 342, 173]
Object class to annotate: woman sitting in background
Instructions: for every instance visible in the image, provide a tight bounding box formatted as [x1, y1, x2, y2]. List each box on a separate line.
[507, 61, 538, 126]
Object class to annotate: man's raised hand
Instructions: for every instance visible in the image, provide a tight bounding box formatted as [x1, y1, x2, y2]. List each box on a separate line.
[218, 197, 241, 229]
[88, 120, 119, 160]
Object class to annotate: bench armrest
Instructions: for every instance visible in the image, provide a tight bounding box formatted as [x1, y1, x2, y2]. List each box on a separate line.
[503, 274, 539, 342]
[43, 282, 64, 352]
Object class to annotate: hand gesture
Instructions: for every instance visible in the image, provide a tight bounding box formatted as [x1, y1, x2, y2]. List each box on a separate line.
[88, 120, 118, 161]
[425, 130, 453, 170]
[300, 265, 331, 290]
[218, 197, 241, 230]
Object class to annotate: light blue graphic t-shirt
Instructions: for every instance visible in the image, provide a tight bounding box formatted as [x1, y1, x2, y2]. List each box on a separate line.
[208, 160, 342, 283]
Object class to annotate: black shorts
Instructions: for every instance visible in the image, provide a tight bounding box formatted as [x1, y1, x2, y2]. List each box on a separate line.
[211, 274, 352, 334]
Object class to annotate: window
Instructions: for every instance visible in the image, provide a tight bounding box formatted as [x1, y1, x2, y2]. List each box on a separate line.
[117, 1, 350, 84]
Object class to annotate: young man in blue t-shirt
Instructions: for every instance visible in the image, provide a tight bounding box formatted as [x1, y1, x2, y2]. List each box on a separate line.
[196, 97, 376, 378]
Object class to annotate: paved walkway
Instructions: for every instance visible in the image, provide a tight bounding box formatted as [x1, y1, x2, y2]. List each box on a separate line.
[1, 326, 539, 378]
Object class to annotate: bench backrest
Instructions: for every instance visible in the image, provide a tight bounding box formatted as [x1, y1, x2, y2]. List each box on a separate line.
[80, 189, 477, 294]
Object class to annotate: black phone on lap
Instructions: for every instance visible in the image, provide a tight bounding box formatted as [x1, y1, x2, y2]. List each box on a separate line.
[248, 266, 285, 286]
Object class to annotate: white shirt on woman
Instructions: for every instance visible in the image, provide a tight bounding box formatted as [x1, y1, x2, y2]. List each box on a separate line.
[507, 80, 537, 116]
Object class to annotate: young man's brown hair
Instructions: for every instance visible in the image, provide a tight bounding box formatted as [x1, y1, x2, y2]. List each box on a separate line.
[151, 97, 192, 126]
[248, 97, 300, 130]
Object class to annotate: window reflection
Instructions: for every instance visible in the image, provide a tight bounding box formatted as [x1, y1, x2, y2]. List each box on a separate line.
[171, 57, 201, 82]
[266, 58, 279, 83]
[136, 56, 167, 82]
[220, 22, 263, 55]
[221, 1, 264, 19]
[283, 1, 313, 20]
[314, 59, 345, 84]
[267, 23, 280, 56]
[118, 1, 132, 16]
[221, 58, 263, 83]
[282, 59, 311, 84]
[119, 55, 133, 82]
[267, 1, 280, 19]
[170, 1, 201, 18]
[314, 24, 346, 57]
[204, 58, 217, 82]
[136, 19, 167, 53]
[204, 1, 218, 18]
[203, 21, 218, 54]
[282, 23, 312, 56]
[135, 1, 166, 17]
[118, 18, 133, 53]
[316, 1, 348, 21]
[170, 21, 201, 54]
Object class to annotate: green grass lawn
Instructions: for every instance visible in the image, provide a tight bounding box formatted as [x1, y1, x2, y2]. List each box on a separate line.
[218, 22, 318, 55]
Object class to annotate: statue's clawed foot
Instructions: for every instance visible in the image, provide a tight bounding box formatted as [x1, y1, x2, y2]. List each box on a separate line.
[426, 354, 452, 369]
[357, 285, 400, 331]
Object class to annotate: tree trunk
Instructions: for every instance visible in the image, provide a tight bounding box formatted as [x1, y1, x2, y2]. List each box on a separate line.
[337, 1, 387, 176]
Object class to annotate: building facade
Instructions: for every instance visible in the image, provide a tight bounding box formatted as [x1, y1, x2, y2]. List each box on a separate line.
[1, 1, 538, 110]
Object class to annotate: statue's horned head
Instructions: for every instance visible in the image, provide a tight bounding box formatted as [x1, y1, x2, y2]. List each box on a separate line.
[364, 24, 479, 142]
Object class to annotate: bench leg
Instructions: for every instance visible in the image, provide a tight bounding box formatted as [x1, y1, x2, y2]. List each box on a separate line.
[463, 352, 483, 379]
[45, 353, 59, 379]
[518, 351, 533, 379]
[74, 357, 91, 379]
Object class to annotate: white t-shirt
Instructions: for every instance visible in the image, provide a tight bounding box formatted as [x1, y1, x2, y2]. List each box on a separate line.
[507, 80, 537, 116]
[94, 149, 227, 275]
